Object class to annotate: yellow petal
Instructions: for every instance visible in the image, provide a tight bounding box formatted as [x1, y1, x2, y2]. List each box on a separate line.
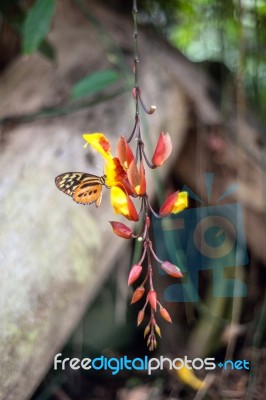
[111, 186, 131, 215]
[83, 133, 113, 161]
[172, 191, 188, 213]
[104, 159, 119, 186]
[110, 187, 138, 221]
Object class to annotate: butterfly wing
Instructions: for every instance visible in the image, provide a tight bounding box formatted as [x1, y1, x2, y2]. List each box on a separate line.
[55, 172, 104, 207]
[73, 179, 103, 206]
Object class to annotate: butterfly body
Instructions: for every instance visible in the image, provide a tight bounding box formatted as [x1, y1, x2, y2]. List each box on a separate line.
[55, 172, 106, 207]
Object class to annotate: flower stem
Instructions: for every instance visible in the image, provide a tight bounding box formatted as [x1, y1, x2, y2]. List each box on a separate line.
[132, 0, 140, 118]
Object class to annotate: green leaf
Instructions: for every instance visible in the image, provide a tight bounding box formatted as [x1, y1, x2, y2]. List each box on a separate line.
[22, 0, 56, 55]
[71, 69, 120, 99]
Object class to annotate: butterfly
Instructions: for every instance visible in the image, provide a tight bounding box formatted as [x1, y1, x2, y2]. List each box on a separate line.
[55, 172, 106, 207]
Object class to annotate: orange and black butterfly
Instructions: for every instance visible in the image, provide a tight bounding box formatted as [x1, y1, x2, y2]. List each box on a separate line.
[55, 172, 106, 207]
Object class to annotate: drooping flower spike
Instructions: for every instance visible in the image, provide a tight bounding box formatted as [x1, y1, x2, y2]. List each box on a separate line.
[82, 129, 188, 350]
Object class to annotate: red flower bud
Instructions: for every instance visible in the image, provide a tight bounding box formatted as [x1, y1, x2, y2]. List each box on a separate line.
[130, 286, 145, 304]
[152, 132, 172, 166]
[161, 261, 183, 278]
[128, 264, 143, 286]
[147, 290, 157, 311]
[137, 309, 145, 326]
[160, 307, 172, 323]
[144, 324, 150, 338]
[147, 334, 157, 351]
[155, 323, 161, 337]
[110, 221, 133, 239]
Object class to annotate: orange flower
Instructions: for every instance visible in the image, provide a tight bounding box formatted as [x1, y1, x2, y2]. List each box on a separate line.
[83, 133, 139, 218]
[83, 133, 127, 187]
[159, 191, 188, 216]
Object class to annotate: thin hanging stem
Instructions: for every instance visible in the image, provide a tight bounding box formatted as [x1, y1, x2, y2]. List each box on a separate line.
[127, 116, 139, 143]
[126, 0, 178, 351]
[149, 243, 164, 264]
[141, 145, 156, 169]
[132, 0, 140, 118]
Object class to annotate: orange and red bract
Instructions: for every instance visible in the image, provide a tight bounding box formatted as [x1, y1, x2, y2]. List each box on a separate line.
[128, 264, 143, 286]
[109, 221, 133, 239]
[160, 307, 172, 323]
[131, 287, 145, 304]
[161, 261, 183, 278]
[152, 131, 172, 167]
[147, 290, 157, 311]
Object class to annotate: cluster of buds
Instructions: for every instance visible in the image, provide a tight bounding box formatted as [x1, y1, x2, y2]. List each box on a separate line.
[126, 238, 183, 351]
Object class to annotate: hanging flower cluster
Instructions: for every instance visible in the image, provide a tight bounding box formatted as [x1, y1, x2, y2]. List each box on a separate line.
[83, 89, 188, 351]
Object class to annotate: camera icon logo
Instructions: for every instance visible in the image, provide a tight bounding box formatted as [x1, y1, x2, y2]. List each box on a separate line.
[153, 173, 249, 302]
[193, 214, 236, 259]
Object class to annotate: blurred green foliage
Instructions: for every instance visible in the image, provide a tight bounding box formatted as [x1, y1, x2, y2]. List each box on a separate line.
[141, 0, 266, 123]
[0, 0, 129, 115]
[22, 0, 56, 54]
[0, 0, 56, 61]
[1, 0, 265, 121]
[71, 69, 120, 100]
